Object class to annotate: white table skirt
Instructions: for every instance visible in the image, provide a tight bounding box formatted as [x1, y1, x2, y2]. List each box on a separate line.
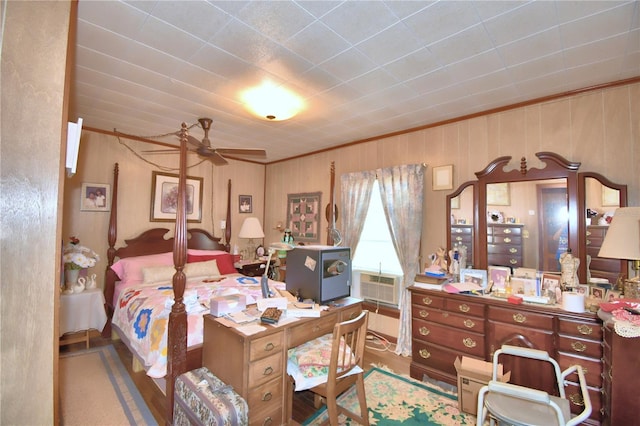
[59, 288, 107, 336]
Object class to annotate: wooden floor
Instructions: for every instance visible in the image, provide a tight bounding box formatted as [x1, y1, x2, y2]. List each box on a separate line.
[60, 332, 410, 425]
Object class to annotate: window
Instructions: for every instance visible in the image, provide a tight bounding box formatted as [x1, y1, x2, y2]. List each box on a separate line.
[351, 180, 403, 275]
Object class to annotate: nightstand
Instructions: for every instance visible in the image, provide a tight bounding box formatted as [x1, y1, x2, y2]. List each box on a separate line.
[234, 260, 267, 277]
[59, 288, 108, 348]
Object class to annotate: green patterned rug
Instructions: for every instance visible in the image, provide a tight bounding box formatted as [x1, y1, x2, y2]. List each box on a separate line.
[303, 367, 475, 425]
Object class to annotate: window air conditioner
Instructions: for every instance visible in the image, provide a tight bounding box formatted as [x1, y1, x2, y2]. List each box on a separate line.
[359, 272, 400, 306]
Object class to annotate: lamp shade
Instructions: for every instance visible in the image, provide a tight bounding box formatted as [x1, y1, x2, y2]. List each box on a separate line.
[238, 217, 265, 239]
[598, 207, 640, 260]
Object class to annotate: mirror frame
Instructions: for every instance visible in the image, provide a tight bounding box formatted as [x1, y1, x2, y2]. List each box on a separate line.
[447, 152, 629, 283]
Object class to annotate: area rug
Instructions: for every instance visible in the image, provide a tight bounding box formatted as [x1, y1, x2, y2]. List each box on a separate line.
[59, 345, 157, 425]
[303, 367, 474, 425]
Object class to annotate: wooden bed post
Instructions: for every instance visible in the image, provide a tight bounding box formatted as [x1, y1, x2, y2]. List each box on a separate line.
[166, 123, 189, 422]
[102, 163, 119, 336]
[225, 178, 232, 252]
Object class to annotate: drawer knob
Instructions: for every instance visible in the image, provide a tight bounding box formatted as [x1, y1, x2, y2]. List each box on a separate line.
[568, 393, 584, 406]
[463, 337, 477, 348]
[503, 229, 512, 234]
[463, 319, 475, 328]
[509, 259, 518, 265]
[509, 248, 518, 253]
[458, 304, 470, 313]
[513, 313, 526, 323]
[577, 324, 593, 335]
[422, 296, 433, 305]
[349, 311, 359, 320]
[419, 348, 431, 359]
[586, 230, 592, 236]
[571, 341, 587, 352]
[456, 236, 463, 241]
[419, 326, 430, 336]
[264, 342, 275, 351]
[586, 240, 592, 245]
[263, 417, 273, 426]
[262, 392, 273, 402]
[263, 366, 274, 376]
[312, 325, 320, 332]
[419, 310, 429, 318]
[455, 228, 463, 233]
[504, 237, 512, 243]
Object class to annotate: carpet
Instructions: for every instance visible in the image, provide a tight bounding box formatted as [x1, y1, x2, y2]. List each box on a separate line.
[303, 367, 475, 425]
[59, 345, 157, 426]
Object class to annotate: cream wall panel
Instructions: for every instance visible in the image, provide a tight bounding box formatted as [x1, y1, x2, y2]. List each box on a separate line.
[571, 91, 604, 165]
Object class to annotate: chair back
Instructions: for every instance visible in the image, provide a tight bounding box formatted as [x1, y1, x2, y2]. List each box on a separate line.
[328, 310, 369, 383]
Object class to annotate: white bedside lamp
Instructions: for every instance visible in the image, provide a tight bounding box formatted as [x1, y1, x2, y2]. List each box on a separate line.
[238, 217, 264, 261]
[598, 207, 640, 297]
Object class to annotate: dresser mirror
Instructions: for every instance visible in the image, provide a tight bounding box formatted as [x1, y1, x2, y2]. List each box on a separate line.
[446, 152, 628, 283]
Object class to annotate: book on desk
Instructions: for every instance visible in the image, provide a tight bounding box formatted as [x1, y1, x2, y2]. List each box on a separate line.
[414, 273, 449, 290]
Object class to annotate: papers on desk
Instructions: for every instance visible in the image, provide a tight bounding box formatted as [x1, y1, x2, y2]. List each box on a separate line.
[443, 282, 483, 294]
[285, 302, 327, 318]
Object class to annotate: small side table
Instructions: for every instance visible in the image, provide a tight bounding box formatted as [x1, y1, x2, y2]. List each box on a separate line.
[59, 288, 108, 348]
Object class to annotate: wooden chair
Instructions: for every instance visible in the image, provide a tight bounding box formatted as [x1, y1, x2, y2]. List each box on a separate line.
[288, 310, 370, 425]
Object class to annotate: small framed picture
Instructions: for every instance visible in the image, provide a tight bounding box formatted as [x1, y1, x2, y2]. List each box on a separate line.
[575, 284, 590, 296]
[541, 274, 561, 294]
[514, 267, 537, 279]
[239, 195, 252, 213]
[456, 218, 467, 225]
[590, 286, 605, 300]
[511, 277, 538, 296]
[488, 266, 511, 290]
[432, 165, 453, 191]
[604, 289, 621, 302]
[460, 268, 488, 288]
[80, 182, 110, 211]
[150, 172, 202, 222]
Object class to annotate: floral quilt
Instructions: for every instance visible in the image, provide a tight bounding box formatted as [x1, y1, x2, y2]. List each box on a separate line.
[112, 274, 285, 378]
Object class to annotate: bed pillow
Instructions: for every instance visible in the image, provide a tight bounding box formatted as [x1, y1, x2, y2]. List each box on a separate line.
[187, 253, 236, 275]
[187, 249, 228, 256]
[110, 252, 173, 284]
[142, 260, 222, 284]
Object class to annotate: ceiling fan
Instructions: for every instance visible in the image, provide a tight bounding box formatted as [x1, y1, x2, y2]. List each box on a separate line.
[145, 118, 266, 165]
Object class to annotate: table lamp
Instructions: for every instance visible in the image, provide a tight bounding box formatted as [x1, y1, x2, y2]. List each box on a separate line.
[261, 242, 295, 298]
[597, 207, 640, 298]
[238, 217, 264, 261]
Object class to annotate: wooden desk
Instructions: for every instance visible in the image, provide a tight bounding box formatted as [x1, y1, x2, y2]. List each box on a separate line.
[202, 298, 362, 426]
[59, 288, 108, 348]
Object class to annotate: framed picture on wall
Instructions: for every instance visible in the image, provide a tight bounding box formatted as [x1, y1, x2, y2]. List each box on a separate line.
[80, 183, 110, 211]
[432, 165, 453, 191]
[150, 171, 202, 222]
[487, 183, 510, 206]
[239, 195, 252, 213]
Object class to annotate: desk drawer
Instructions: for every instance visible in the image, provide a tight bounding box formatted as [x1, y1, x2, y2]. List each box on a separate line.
[248, 352, 282, 388]
[340, 304, 362, 322]
[247, 378, 283, 421]
[249, 405, 282, 426]
[288, 312, 339, 348]
[412, 319, 484, 357]
[250, 331, 284, 362]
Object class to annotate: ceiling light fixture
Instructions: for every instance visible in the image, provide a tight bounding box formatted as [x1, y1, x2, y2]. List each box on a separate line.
[241, 81, 303, 121]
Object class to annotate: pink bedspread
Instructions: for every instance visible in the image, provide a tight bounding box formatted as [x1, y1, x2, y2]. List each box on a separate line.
[112, 274, 285, 378]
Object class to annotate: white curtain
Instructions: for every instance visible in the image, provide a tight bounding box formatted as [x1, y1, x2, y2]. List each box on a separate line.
[378, 164, 425, 356]
[340, 170, 376, 259]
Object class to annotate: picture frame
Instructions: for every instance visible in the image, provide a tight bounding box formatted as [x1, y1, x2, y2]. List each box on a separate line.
[541, 273, 561, 295]
[450, 195, 460, 209]
[590, 286, 605, 300]
[460, 268, 488, 289]
[575, 283, 590, 296]
[513, 267, 537, 279]
[80, 182, 111, 211]
[510, 277, 538, 296]
[604, 289, 621, 302]
[287, 192, 322, 243]
[487, 182, 510, 206]
[602, 186, 619, 207]
[150, 171, 202, 223]
[432, 165, 453, 191]
[488, 266, 511, 290]
[239, 195, 252, 213]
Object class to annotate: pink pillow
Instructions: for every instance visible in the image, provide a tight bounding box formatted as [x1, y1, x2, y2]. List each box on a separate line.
[187, 249, 228, 256]
[110, 252, 173, 284]
[187, 253, 236, 275]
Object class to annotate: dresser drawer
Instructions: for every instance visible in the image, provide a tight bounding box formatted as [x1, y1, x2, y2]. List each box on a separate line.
[565, 381, 603, 424]
[488, 321, 554, 356]
[288, 312, 339, 348]
[557, 334, 602, 359]
[557, 318, 602, 341]
[556, 352, 603, 388]
[444, 298, 485, 317]
[411, 339, 462, 377]
[412, 319, 484, 357]
[250, 331, 284, 362]
[411, 292, 444, 309]
[248, 352, 282, 388]
[488, 253, 522, 267]
[488, 306, 554, 329]
[418, 306, 484, 333]
[247, 377, 283, 421]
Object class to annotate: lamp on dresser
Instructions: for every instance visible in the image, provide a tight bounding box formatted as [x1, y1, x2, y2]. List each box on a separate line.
[597, 207, 640, 298]
[238, 217, 264, 261]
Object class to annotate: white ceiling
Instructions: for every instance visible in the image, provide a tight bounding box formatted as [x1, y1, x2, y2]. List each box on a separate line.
[72, 0, 640, 163]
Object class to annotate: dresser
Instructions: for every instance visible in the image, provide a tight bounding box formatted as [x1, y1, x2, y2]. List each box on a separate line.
[450, 224, 473, 266]
[409, 287, 603, 424]
[487, 223, 524, 267]
[585, 225, 623, 283]
[202, 299, 362, 426]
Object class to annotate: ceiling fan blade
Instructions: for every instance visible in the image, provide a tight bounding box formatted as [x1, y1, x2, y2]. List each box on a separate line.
[209, 151, 228, 165]
[216, 148, 266, 157]
[142, 148, 179, 154]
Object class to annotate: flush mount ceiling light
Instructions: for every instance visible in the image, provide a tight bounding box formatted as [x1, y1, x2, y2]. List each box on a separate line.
[241, 81, 303, 121]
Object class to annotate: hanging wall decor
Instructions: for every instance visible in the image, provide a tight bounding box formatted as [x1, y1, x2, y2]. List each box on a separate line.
[286, 192, 322, 243]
